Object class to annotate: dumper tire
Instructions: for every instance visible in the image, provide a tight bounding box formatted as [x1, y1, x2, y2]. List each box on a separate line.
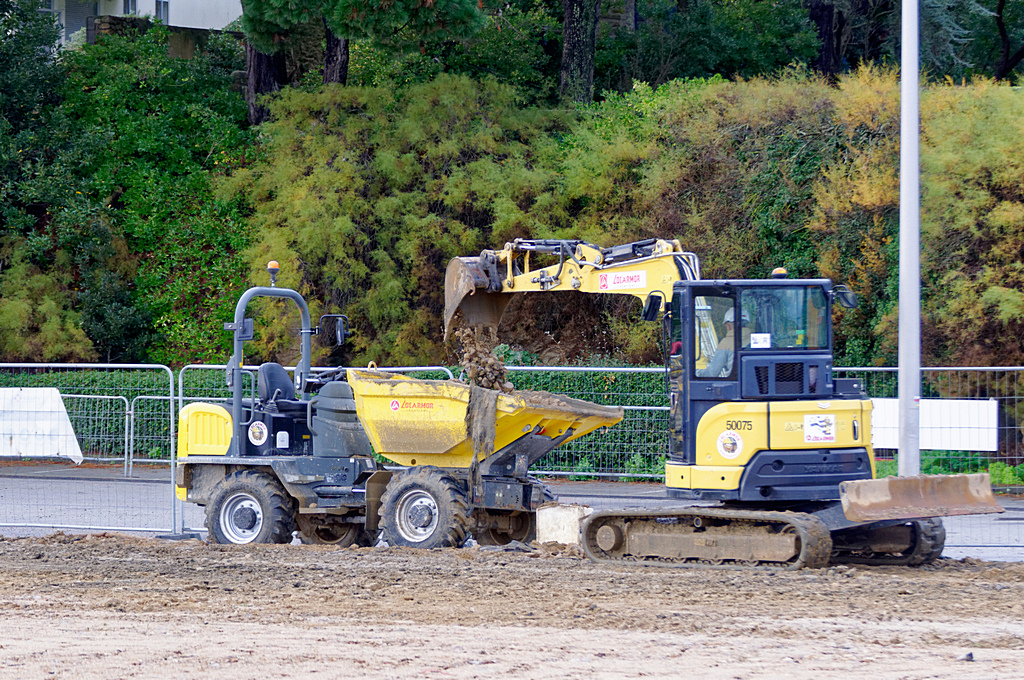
[206, 470, 296, 545]
[296, 515, 372, 547]
[379, 467, 470, 549]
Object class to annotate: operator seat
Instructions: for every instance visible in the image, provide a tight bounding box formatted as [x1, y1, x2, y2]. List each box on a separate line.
[257, 362, 307, 415]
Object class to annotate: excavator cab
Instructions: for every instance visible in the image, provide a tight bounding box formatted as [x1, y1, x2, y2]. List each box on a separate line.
[666, 279, 874, 503]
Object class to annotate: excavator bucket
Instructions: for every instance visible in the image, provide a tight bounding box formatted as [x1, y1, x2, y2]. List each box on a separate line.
[839, 473, 1004, 523]
[444, 256, 510, 340]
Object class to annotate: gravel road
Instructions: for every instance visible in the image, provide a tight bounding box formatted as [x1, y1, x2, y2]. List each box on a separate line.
[1, 532, 1022, 679]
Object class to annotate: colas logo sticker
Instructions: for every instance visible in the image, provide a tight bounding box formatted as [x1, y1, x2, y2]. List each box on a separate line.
[390, 399, 434, 411]
[716, 430, 744, 460]
[598, 271, 647, 291]
[804, 414, 836, 443]
[248, 421, 269, 446]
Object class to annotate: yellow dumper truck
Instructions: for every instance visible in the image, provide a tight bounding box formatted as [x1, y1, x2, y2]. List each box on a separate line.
[174, 267, 621, 548]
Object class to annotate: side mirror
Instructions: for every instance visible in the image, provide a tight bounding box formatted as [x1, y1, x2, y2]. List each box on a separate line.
[834, 285, 858, 309]
[317, 315, 350, 346]
[641, 293, 663, 322]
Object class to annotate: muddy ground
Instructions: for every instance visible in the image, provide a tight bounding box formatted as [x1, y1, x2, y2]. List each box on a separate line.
[0, 533, 1022, 679]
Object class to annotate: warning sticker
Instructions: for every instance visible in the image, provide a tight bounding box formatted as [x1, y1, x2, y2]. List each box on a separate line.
[598, 271, 647, 291]
[804, 414, 836, 443]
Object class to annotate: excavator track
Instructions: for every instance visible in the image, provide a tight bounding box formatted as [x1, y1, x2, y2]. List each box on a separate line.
[829, 518, 946, 567]
[581, 507, 832, 570]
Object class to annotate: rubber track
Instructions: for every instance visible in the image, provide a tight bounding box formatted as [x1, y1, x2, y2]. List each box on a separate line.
[830, 518, 946, 567]
[581, 508, 832, 571]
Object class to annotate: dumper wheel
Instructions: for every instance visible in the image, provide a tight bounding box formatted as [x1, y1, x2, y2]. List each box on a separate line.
[296, 515, 362, 547]
[474, 511, 536, 546]
[206, 470, 296, 545]
[379, 467, 470, 549]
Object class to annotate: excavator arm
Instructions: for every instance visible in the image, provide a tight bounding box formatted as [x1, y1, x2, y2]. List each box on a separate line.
[444, 238, 701, 338]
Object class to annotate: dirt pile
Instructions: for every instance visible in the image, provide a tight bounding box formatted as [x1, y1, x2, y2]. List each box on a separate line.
[454, 326, 514, 393]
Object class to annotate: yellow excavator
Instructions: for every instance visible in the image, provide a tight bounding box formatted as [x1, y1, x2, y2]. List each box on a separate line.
[445, 237, 1003, 568]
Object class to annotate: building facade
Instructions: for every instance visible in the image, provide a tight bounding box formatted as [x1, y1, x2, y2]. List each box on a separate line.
[43, 0, 242, 43]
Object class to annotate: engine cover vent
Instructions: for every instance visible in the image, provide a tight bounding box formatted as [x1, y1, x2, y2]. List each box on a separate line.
[740, 355, 832, 399]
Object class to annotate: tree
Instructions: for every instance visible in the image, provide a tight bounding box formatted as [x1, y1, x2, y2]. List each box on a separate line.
[560, 0, 602, 103]
[324, 0, 487, 46]
[323, 19, 349, 85]
[594, 0, 818, 92]
[991, 0, 1024, 79]
[239, 0, 487, 123]
[0, 0, 63, 133]
[1, 0, 64, 235]
[805, 0, 840, 77]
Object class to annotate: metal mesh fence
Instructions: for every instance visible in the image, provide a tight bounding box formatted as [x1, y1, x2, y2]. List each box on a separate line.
[835, 368, 1024, 495]
[0, 362, 1019, 548]
[505, 367, 669, 478]
[0, 364, 175, 532]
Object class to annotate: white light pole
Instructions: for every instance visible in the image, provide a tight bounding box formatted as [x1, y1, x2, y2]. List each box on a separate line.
[898, 0, 922, 476]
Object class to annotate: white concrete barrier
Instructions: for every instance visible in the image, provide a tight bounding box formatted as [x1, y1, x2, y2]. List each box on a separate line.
[0, 387, 83, 464]
[536, 503, 592, 546]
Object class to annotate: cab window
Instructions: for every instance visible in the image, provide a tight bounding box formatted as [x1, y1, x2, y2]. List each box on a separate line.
[693, 292, 736, 379]
[740, 286, 829, 350]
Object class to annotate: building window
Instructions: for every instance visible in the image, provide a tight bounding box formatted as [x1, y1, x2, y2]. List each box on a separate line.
[37, 0, 62, 42]
[155, 0, 168, 23]
[37, 0, 60, 21]
[122, 0, 137, 15]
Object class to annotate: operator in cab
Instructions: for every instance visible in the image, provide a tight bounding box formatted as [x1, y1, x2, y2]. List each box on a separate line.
[696, 307, 750, 378]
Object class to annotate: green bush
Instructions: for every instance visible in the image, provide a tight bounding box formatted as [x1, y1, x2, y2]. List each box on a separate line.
[987, 461, 1024, 487]
[222, 74, 562, 366]
[1, 25, 254, 366]
[874, 458, 897, 478]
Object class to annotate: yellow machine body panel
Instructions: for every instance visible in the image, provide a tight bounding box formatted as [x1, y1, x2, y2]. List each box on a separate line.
[667, 399, 875, 492]
[177, 403, 232, 458]
[694, 402, 769, 468]
[690, 466, 745, 490]
[347, 369, 623, 469]
[175, 403, 232, 500]
[665, 461, 691, 489]
[769, 399, 868, 451]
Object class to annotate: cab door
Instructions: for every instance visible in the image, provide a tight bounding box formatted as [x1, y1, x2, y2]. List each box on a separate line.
[675, 284, 740, 465]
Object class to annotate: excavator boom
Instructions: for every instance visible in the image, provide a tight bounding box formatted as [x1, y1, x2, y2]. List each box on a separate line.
[444, 238, 701, 338]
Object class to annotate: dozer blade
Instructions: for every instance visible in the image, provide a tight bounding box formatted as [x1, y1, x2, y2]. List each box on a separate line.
[839, 473, 1004, 523]
[443, 256, 510, 340]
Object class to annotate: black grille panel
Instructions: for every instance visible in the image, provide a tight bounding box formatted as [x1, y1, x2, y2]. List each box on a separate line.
[775, 362, 803, 394]
[740, 355, 832, 399]
[755, 366, 770, 394]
